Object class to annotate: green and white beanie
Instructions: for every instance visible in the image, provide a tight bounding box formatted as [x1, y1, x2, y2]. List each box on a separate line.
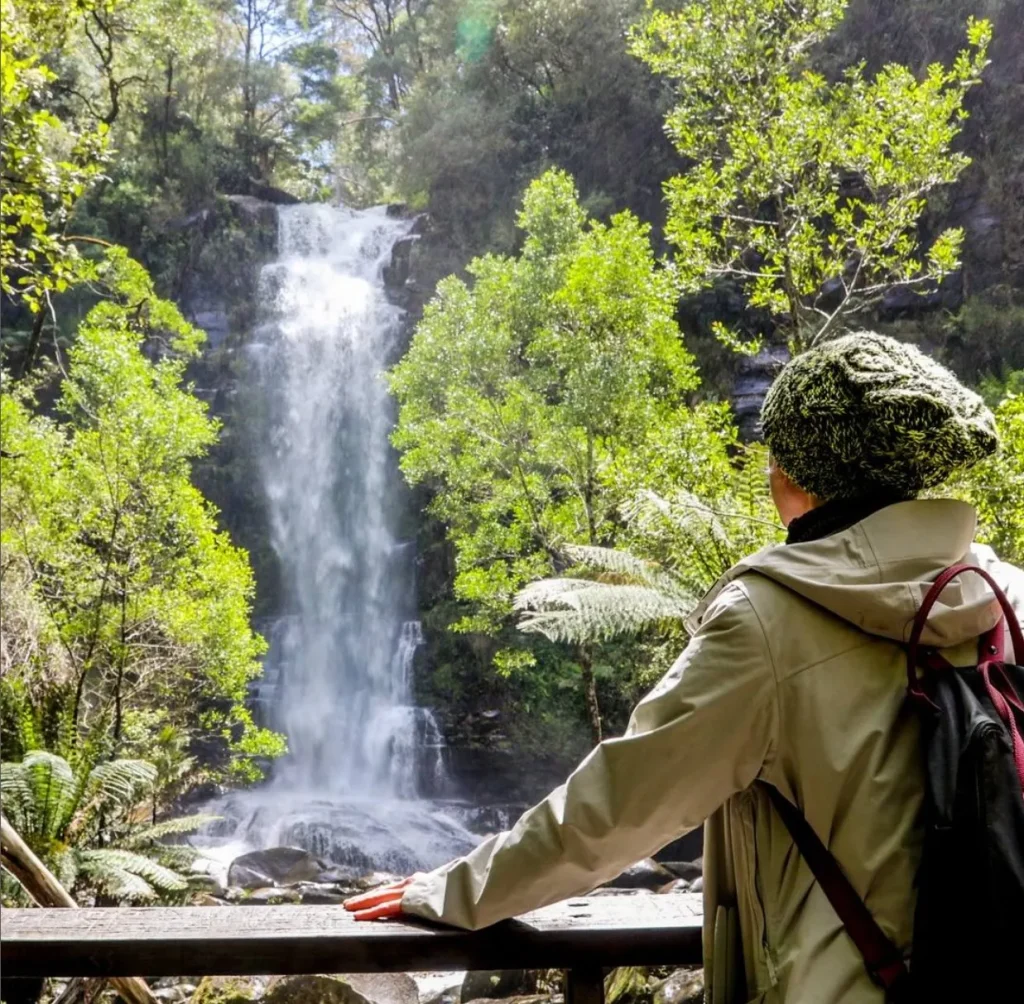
[761, 332, 998, 501]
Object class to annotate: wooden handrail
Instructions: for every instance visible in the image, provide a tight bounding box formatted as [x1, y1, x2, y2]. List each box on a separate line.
[1, 894, 703, 1004]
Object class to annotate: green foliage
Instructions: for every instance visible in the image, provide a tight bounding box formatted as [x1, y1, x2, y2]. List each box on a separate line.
[1, 749, 215, 904]
[631, 0, 991, 351]
[390, 169, 737, 734]
[517, 445, 783, 646]
[1, 246, 284, 786]
[950, 384, 1024, 565]
[392, 170, 713, 630]
[0, 2, 109, 313]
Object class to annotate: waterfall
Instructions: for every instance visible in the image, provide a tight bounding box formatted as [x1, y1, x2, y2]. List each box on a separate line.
[198, 205, 476, 874]
[254, 204, 436, 798]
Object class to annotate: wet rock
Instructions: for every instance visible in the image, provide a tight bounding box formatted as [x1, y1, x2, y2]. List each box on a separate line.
[294, 882, 348, 905]
[383, 235, 420, 291]
[652, 969, 704, 1004]
[344, 974, 421, 1004]
[244, 886, 302, 905]
[192, 976, 261, 1004]
[243, 179, 301, 205]
[386, 203, 410, 218]
[606, 859, 676, 891]
[660, 860, 702, 882]
[460, 971, 536, 1002]
[263, 975, 418, 1004]
[228, 846, 324, 888]
[656, 879, 691, 894]
[415, 973, 463, 1004]
[222, 195, 278, 231]
[689, 876, 703, 894]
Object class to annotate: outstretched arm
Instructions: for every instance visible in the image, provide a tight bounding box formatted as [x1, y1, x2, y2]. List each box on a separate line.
[347, 581, 777, 929]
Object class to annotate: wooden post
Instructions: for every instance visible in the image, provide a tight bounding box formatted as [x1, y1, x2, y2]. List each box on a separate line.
[0, 814, 159, 1004]
[565, 968, 605, 1004]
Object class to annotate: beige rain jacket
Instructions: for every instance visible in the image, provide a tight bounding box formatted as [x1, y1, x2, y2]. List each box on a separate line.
[402, 500, 1024, 1003]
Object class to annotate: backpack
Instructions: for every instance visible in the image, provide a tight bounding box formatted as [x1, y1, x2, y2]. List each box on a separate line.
[764, 563, 1024, 1002]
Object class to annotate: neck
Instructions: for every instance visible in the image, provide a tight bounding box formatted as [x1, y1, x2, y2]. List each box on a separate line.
[786, 494, 910, 544]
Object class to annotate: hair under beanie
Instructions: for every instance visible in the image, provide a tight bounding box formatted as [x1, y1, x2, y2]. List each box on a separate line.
[761, 332, 998, 501]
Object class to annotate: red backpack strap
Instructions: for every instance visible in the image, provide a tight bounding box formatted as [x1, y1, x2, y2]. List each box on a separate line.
[906, 563, 1024, 695]
[907, 563, 1024, 792]
[762, 784, 910, 999]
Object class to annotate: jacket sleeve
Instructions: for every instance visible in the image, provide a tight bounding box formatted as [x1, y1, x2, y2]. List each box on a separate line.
[401, 581, 779, 930]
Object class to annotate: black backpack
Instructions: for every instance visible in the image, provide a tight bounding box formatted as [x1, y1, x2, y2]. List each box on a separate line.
[765, 563, 1024, 1002]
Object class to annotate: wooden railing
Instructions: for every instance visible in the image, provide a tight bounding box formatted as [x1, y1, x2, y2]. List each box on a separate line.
[1, 895, 703, 1004]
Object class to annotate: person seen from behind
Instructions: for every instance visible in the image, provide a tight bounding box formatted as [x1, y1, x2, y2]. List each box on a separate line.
[346, 333, 1024, 1003]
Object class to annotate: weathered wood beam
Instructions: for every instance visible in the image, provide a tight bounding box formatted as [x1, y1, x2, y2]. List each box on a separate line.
[1, 894, 703, 979]
[0, 814, 159, 1004]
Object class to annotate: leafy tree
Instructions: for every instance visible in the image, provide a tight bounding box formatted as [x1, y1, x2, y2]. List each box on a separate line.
[1, 2, 109, 329]
[0, 248, 284, 785]
[390, 169, 730, 742]
[630, 0, 992, 351]
[1, 750, 212, 905]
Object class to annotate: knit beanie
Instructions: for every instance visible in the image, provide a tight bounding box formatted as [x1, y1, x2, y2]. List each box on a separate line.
[761, 332, 998, 501]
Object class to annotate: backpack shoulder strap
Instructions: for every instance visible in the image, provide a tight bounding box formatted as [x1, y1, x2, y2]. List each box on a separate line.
[760, 782, 910, 999]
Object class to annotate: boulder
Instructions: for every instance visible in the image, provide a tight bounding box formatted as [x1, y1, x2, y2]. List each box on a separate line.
[343, 974, 420, 1004]
[264, 974, 418, 1004]
[606, 859, 676, 891]
[652, 969, 704, 1004]
[227, 846, 324, 888]
[383, 235, 420, 291]
[460, 971, 536, 1002]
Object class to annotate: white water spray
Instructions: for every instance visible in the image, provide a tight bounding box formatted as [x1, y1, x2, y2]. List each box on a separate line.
[201, 205, 475, 873]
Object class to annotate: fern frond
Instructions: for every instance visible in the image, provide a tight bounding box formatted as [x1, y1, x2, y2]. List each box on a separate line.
[518, 582, 694, 643]
[560, 544, 689, 594]
[78, 849, 189, 901]
[122, 814, 218, 848]
[86, 759, 157, 809]
[145, 844, 203, 871]
[76, 851, 158, 902]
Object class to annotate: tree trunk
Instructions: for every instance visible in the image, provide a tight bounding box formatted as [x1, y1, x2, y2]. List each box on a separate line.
[578, 647, 602, 746]
[18, 309, 46, 378]
[0, 815, 158, 1004]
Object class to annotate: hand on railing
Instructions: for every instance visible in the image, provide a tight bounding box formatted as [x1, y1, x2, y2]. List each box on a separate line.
[343, 875, 419, 921]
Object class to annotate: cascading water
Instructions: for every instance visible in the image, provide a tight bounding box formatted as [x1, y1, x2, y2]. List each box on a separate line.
[199, 205, 476, 874]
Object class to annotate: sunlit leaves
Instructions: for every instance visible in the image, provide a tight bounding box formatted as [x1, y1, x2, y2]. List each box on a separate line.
[1, 246, 282, 787]
[390, 169, 714, 648]
[631, 0, 992, 350]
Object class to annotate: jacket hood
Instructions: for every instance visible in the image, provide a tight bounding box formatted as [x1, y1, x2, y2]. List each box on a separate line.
[688, 499, 1003, 647]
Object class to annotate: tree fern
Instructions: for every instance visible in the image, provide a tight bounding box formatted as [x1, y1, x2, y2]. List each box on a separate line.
[515, 452, 782, 647]
[0, 750, 209, 905]
[1, 750, 77, 841]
